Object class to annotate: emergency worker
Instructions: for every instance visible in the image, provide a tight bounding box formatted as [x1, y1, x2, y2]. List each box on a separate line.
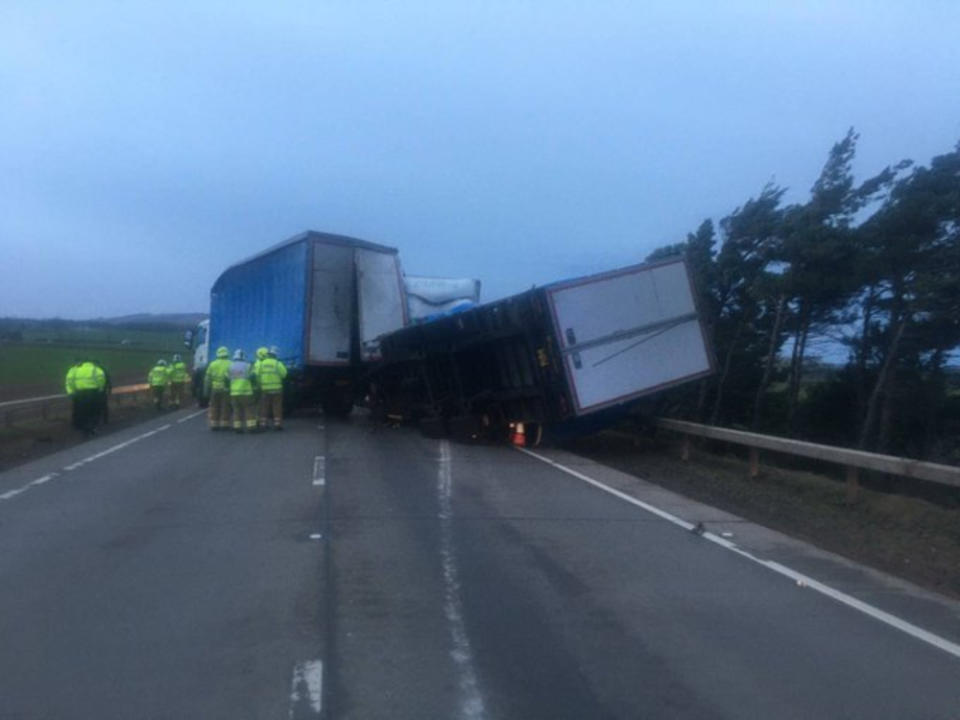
[252, 346, 268, 408]
[65, 357, 107, 436]
[148, 359, 170, 410]
[168, 353, 189, 409]
[228, 349, 257, 433]
[253, 345, 288, 430]
[203, 346, 232, 430]
[253, 347, 269, 373]
[65, 358, 83, 429]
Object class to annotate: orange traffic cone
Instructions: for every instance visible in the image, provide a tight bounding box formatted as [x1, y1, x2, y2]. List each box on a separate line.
[510, 422, 526, 447]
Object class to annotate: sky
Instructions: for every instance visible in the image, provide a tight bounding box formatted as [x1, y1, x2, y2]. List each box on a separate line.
[2, 0, 959, 319]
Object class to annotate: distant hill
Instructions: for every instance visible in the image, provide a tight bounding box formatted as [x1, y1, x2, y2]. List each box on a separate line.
[1, 313, 207, 331]
[97, 313, 208, 328]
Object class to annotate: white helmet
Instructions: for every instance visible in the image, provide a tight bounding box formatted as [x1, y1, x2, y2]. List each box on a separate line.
[233, 349, 245, 361]
[268, 345, 279, 357]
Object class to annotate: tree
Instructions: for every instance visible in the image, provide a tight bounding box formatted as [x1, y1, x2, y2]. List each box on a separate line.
[854, 143, 960, 451]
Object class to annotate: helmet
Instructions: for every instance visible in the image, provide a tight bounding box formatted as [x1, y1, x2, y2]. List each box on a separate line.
[268, 345, 279, 357]
[256, 347, 268, 360]
[216, 346, 230, 359]
[233, 349, 245, 361]
[172, 353, 181, 362]
[157, 359, 168, 366]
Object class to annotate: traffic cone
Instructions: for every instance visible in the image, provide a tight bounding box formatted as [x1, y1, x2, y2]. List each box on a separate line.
[510, 422, 526, 447]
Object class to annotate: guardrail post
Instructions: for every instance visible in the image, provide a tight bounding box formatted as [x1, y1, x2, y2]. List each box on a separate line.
[748, 447, 760, 478]
[845, 465, 860, 504]
[681, 435, 691, 462]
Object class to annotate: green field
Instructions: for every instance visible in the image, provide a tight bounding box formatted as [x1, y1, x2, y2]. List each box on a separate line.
[0, 336, 188, 400]
[19, 326, 185, 350]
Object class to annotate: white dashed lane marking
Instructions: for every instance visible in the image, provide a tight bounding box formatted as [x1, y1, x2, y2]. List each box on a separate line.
[312, 456, 325, 486]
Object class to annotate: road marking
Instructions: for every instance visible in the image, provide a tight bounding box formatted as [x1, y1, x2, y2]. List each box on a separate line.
[438, 440, 488, 719]
[312, 456, 325, 486]
[29, 473, 56, 486]
[2, 424, 173, 505]
[309, 533, 323, 540]
[317, 424, 325, 431]
[0, 472, 61, 503]
[177, 409, 207, 423]
[63, 424, 172, 472]
[288, 660, 323, 718]
[518, 447, 960, 662]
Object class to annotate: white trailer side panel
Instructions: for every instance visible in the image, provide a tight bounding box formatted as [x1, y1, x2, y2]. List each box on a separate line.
[308, 243, 354, 364]
[356, 249, 406, 361]
[547, 259, 711, 413]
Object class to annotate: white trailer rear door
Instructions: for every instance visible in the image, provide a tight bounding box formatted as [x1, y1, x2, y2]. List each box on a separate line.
[356, 249, 406, 361]
[547, 259, 712, 414]
[308, 243, 354, 364]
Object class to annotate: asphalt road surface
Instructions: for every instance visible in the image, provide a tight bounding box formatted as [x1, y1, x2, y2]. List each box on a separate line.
[1, 409, 958, 719]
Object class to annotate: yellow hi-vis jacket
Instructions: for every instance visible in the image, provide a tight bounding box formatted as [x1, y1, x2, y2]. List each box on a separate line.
[228, 361, 253, 396]
[66, 362, 106, 394]
[148, 365, 170, 388]
[253, 357, 287, 392]
[169, 361, 189, 383]
[204, 358, 232, 394]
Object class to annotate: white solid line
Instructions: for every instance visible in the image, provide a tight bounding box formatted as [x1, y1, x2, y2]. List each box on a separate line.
[29, 473, 57, 486]
[0, 473, 59, 504]
[63, 424, 172, 472]
[517, 446, 960, 663]
[177, 409, 207, 423]
[2, 423, 173, 506]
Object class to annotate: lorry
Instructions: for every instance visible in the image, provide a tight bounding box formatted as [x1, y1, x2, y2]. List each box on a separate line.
[369, 256, 714, 442]
[189, 230, 407, 416]
[186, 230, 482, 415]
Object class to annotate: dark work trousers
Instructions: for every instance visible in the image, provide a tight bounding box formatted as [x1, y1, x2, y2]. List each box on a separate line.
[72, 389, 102, 433]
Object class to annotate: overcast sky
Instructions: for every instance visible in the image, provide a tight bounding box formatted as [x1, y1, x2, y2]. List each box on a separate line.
[2, 1, 959, 319]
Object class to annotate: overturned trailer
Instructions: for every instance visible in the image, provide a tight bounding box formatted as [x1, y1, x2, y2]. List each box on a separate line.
[370, 256, 714, 441]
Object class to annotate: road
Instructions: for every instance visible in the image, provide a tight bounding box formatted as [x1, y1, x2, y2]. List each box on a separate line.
[1, 409, 958, 719]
